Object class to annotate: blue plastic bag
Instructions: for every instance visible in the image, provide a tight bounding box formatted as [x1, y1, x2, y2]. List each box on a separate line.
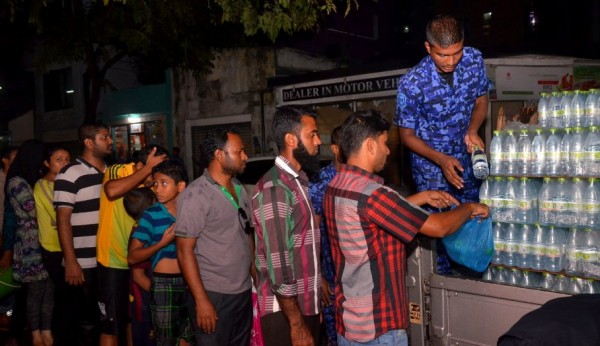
[442, 216, 493, 272]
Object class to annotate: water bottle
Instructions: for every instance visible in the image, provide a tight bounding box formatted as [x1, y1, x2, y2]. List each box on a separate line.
[540, 272, 555, 290]
[581, 278, 599, 294]
[571, 90, 587, 127]
[516, 129, 532, 176]
[584, 126, 600, 176]
[554, 178, 570, 226]
[520, 270, 540, 288]
[482, 267, 494, 282]
[471, 145, 489, 179]
[531, 128, 546, 177]
[548, 91, 563, 128]
[507, 268, 522, 286]
[585, 88, 600, 127]
[492, 222, 505, 265]
[515, 177, 537, 224]
[565, 228, 580, 275]
[538, 177, 555, 225]
[544, 128, 561, 176]
[580, 228, 599, 279]
[538, 92, 550, 127]
[559, 127, 572, 176]
[504, 223, 519, 267]
[531, 223, 546, 270]
[504, 177, 518, 222]
[570, 126, 587, 176]
[552, 274, 569, 293]
[582, 178, 600, 228]
[516, 223, 534, 269]
[478, 177, 492, 207]
[503, 130, 518, 176]
[563, 178, 583, 227]
[490, 177, 506, 221]
[560, 90, 574, 129]
[490, 130, 503, 176]
[567, 277, 582, 294]
[544, 226, 566, 273]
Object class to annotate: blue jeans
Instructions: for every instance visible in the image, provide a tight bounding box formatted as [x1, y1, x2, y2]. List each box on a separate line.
[337, 329, 408, 346]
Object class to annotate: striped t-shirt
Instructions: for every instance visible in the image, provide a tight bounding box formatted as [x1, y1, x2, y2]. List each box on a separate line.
[130, 202, 176, 271]
[54, 157, 105, 269]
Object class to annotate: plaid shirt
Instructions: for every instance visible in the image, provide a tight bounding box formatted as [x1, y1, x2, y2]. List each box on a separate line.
[323, 164, 429, 342]
[251, 156, 321, 317]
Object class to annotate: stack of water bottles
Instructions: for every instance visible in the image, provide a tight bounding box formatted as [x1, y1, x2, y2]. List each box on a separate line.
[481, 88, 600, 294]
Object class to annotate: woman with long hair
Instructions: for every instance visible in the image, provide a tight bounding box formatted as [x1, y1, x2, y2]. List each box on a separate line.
[5, 140, 51, 346]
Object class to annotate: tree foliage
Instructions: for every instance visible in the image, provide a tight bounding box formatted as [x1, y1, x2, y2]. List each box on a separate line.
[4, 0, 358, 122]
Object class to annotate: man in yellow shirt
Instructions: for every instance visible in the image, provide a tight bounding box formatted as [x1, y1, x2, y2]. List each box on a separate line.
[96, 145, 166, 346]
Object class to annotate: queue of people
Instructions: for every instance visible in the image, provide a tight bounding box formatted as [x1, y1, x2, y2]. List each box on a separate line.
[0, 13, 492, 346]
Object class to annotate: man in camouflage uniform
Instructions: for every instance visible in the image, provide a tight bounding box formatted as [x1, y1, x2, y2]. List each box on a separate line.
[395, 14, 489, 273]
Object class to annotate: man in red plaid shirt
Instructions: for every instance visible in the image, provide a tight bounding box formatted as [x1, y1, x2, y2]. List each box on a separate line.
[323, 110, 489, 346]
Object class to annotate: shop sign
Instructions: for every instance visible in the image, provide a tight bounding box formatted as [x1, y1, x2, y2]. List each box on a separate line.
[282, 75, 403, 102]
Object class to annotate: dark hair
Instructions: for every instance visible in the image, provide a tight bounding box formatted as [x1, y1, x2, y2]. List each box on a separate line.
[339, 109, 390, 158]
[123, 187, 156, 221]
[272, 105, 317, 150]
[1, 146, 18, 172]
[6, 140, 46, 188]
[152, 159, 188, 184]
[426, 14, 464, 48]
[78, 121, 109, 146]
[201, 127, 240, 163]
[138, 145, 168, 165]
[331, 126, 342, 146]
[40, 145, 70, 176]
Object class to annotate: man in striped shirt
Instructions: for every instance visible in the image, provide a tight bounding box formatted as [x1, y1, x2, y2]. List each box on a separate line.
[323, 110, 489, 346]
[54, 121, 112, 346]
[252, 105, 322, 346]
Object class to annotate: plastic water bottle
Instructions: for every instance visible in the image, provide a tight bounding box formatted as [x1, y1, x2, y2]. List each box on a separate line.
[581, 278, 599, 294]
[531, 128, 546, 177]
[531, 223, 546, 270]
[552, 274, 570, 293]
[537, 92, 550, 128]
[553, 178, 571, 226]
[492, 222, 505, 265]
[490, 130, 503, 176]
[504, 177, 518, 222]
[582, 178, 600, 228]
[558, 127, 572, 176]
[571, 90, 587, 127]
[540, 272, 555, 290]
[563, 178, 583, 227]
[585, 88, 600, 127]
[516, 223, 534, 269]
[516, 129, 532, 176]
[580, 228, 599, 279]
[503, 130, 518, 176]
[538, 177, 555, 225]
[544, 226, 566, 273]
[515, 177, 537, 224]
[504, 223, 519, 267]
[570, 126, 587, 176]
[544, 128, 561, 176]
[584, 126, 600, 176]
[490, 177, 505, 221]
[521, 270, 540, 288]
[560, 91, 574, 129]
[471, 145, 489, 179]
[479, 177, 493, 207]
[565, 228, 580, 275]
[548, 91, 563, 128]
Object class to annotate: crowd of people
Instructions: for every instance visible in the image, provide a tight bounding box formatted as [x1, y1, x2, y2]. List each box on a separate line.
[0, 13, 492, 346]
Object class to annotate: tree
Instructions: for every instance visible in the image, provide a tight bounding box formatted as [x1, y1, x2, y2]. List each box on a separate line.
[6, 0, 358, 122]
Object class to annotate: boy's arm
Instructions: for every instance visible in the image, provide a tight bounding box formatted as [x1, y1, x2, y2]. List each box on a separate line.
[127, 224, 175, 266]
[104, 147, 166, 200]
[131, 266, 151, 292]
[176, 236, 217, 334]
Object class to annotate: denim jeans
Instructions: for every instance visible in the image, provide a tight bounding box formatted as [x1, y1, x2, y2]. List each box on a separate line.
[337, 329, 408, 346]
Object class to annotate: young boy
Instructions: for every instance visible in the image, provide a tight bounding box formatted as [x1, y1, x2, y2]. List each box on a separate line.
[127, 160, 190, 346]
[123, 187, 157, 346]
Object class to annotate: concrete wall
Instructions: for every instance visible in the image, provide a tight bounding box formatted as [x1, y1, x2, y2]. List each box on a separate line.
[172, 47, 277, 154]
